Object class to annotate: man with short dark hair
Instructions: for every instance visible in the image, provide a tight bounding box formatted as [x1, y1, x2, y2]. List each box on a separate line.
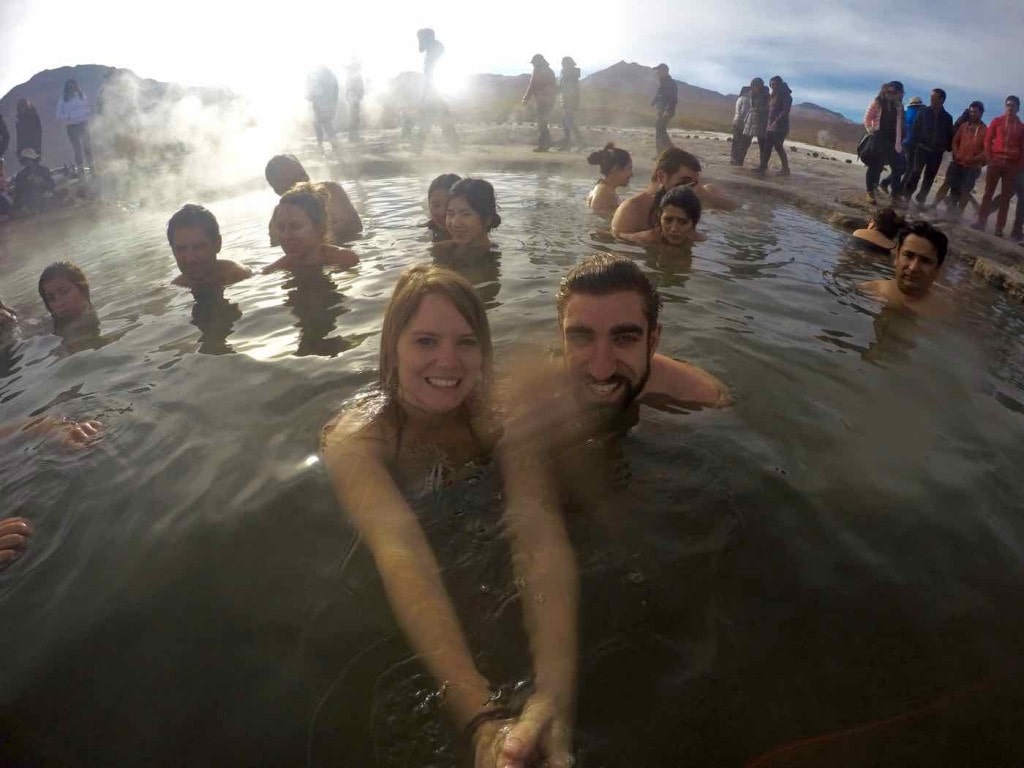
[931, 101, 987, 215]
[167, 204, 252, 291]
[901, 89, 954, 205]
[652, 63, 678, 154]
[860, 221, 949, 310]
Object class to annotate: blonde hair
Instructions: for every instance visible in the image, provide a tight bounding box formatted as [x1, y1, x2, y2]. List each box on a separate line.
[379, 265, 493, 399]
[275, 181, 333, 244]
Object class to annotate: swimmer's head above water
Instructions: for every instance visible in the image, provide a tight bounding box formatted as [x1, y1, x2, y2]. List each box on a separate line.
[587, 143, 633, 187]
[653, 185, 701, 245]
[427, 173, 462, 232]
[893, 221, 948, 298]
[446, 178, 500, 247]
[167, 204, 222, 281]
[556, 254, 662, 413]
[651, 147, 701, 189]
[38, 262, 92, 327]
[274, 182, 333, 258]
[379, 265, 493, 415]
[264, 154, 310, 196]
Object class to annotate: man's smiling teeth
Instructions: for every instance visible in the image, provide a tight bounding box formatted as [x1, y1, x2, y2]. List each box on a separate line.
[427, 377, 459, 388]
[589, 381, 621, 395]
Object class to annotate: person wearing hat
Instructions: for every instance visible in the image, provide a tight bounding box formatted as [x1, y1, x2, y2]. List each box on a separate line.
[11, 147, 55, 214]
[558, 56, 582, 151]
[651, 63, 678, 154]
[523, 54, 558, 151]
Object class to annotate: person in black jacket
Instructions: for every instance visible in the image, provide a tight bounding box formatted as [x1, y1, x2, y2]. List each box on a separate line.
[900, 88, 954, 205]
[652, 63, 678, 154]
[15, 99, 43, 156]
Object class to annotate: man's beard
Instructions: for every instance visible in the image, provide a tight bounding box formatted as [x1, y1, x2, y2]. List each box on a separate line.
[579, 358, 652, 420]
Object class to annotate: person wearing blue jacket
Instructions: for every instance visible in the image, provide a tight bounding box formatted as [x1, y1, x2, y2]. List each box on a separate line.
[900, 89, 954, 204]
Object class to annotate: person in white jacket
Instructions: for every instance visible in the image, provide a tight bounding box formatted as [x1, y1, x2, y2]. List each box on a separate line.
[56, 79, 95, 175]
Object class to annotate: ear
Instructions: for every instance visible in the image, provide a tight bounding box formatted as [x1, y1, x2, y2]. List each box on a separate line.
[649, 323, 662, 356]
[214, 236, 223, 255]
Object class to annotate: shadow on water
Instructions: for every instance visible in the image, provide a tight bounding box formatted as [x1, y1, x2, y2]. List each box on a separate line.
[433, 246, 503, 309]
[282, 268, 369, 358]
[190, 290, 242, 355]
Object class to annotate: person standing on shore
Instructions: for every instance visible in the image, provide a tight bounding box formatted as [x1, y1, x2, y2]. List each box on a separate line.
[755, 75, 792, 176]
[862, 82, 904, 202]
[930, 101, 986, 215]
[0, 114, 8, 162]
[522, 54, 558, 152]
[345, 62, 365, 142]
[15, 99, 42, 158]
[741, 78, 769, 167]
[651, 64, 678, 154]
[558, 56, 582, 151]
[307, 66, 340, 156]
[973, 95, 1023, 237]
[730, 86, 752, 165]
[879, 85, 911, 195]
[900, 88, 954, 205]
[56, 79, 95, 176]
[415, 28, 459, 153]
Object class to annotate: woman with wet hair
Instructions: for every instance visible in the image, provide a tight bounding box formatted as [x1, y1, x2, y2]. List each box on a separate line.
[852, 208, 905, 254]
[586, 143, 633, 216]
[424, 173, 462, 241]
[618, 184, 706, 247]
[38, 261, 97, 334]
[434, 177, 501, 259]
[263, 182, 359, 272]
[56, 79, 95, 176]
[321, 264, 577, 768]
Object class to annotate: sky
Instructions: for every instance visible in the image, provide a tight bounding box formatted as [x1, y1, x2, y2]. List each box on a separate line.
[1, 0, 1022, 121]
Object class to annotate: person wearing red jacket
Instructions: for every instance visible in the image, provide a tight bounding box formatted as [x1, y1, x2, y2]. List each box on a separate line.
[934, 101, 986, 215]
[974, 95, 1023, 236]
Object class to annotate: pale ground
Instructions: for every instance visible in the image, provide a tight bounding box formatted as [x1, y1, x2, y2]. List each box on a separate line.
[325, 122, 1024, 301]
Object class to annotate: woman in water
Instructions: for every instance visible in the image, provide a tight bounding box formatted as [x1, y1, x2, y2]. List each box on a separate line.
[585, 143, 633, 216]
[852, 207, 905, 254]
[424, 173, 462, 241]
[263, 183, 359, 273]
[38, 261, 99, 338]
[617, 184, 706, 247]
[55, 79, 95, 176]
[433, 178, 501, 260]
[321, 265, 576, 768]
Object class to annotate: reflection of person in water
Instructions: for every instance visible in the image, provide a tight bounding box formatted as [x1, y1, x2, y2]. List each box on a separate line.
[321, 265, 576, 768]
[167, 204, 252, 293]
[283, 269, 354, 357]
[263, 183, 360, 274]
[190, 291, 242, 356]
[265, 154, 362, 242]
[860, 221, 949, 313]
[617, 185, 707, 248]
[38, 261, 100, 346]
[423, 173, 462, 241]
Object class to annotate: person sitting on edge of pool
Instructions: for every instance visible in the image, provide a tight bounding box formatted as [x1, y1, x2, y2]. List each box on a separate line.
[264, 154, 362, 244]
[168, 204, 253, 292]
[432, 177, 501, 261]
[423, 172, 462, 241]
[851, 207, 905, 255]
[610, 147, 735, 237]
[38, 261, 99, 338]
[860, 220, 949, 311]
[321, 265, 577, 768]
[586, 143, 633, 217]
[616, 184, 707, 248]
[263, 183, 360, 273]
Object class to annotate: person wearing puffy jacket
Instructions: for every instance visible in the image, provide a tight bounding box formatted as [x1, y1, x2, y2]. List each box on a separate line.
[558, 56, 582, 151]
[55, 79, 95, 175]
[523, 54, 558, 151]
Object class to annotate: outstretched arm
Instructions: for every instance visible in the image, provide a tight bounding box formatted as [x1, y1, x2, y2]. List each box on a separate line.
[644, 353, 729, 407]
[322, 430, 491, 731]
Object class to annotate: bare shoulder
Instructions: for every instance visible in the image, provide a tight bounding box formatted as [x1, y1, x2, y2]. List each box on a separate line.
[645, 354, 730, 407]
[171, 273, 188, 287]
[588, 184, 619, 216]
[610, 192, 649, 235]
[321, 244, 359, 270]
[217, 259, 253, 285]
[321, 396, 392, 461]
[858, 278, 888, 299]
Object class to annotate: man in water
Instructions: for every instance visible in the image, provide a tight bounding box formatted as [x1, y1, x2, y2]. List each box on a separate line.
[652, 63, 678, 154]
[167, 204, 252, 292]
[307, 66, 340, 156]
[264, 154, 362, 243]
[860, 220, 948, 311]
[414, 28, 459, 152]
